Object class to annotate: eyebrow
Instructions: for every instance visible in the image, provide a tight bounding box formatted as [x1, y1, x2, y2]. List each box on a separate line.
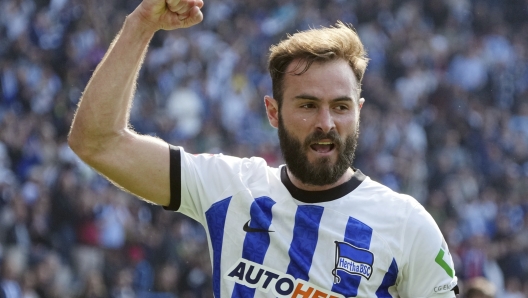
[293, 94, 355, 102]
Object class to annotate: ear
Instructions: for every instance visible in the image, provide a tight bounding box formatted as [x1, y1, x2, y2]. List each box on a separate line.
[264, 95, 279, 128]
[359, 97, 365, 110]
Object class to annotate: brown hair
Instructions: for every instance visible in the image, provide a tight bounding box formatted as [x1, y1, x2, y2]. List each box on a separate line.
[464, 277, 496, 298]
[268, 21, 369, 107]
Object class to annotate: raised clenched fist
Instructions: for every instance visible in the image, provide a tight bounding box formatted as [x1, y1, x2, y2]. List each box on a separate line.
[131, 0, 204, 33]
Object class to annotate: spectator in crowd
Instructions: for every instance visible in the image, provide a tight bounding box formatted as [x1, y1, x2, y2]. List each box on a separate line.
[464, 276, 496, 298]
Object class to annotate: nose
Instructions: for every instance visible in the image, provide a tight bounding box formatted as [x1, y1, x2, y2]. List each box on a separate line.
[315, 107, 335, 133]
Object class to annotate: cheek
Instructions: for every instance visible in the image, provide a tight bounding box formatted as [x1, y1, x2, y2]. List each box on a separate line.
[287, 118, 312, 137]
[334, 114, 355, 128]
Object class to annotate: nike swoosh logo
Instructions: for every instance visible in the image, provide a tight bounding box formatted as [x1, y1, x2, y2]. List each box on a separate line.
[243, 220, 274, 233]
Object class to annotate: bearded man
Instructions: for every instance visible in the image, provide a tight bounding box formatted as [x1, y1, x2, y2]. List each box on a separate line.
[68, 0, 459, 297]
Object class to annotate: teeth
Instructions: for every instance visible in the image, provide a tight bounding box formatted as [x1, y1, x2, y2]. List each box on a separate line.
[317, 142, 333, 145]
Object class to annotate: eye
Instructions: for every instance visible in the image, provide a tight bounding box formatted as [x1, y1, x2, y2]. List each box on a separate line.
[335, 105, 349, 111]
[300, 103, 316, 109]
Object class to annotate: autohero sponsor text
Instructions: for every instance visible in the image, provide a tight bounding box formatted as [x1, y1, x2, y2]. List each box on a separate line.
[225, 258, 344, 298]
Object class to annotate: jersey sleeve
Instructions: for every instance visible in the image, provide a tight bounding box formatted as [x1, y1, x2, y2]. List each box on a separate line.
[397, 200, 458, 298]
[165, 146, 267, 225]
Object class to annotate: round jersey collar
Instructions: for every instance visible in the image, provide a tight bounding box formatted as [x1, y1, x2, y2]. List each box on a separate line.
[280, 166, 366, 203]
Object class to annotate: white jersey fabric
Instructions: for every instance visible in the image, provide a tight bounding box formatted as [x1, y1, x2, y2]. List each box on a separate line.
[165, 147, 458, 298]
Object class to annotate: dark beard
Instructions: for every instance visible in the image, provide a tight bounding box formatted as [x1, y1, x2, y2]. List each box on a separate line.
[278, 115, 359, 186]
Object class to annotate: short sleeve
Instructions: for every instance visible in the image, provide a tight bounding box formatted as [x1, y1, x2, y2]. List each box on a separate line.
[166, 146, 268, 225]
[397, 201, 458, 298]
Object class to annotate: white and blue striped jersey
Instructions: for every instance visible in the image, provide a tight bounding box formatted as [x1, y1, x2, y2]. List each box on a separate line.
[164, 147, 458, 298]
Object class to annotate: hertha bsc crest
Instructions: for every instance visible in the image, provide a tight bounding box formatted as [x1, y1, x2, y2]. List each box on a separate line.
[332, 241, 374, 283]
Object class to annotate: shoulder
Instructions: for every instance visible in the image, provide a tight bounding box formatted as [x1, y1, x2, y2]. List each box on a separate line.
[178, 146, 270, 169]
[360, 177, 436, 240]
[346, 174, 435, 250]
[353, 175, 423, 216]
[177, 146, 278, 183]
[356, 176, 457, 296]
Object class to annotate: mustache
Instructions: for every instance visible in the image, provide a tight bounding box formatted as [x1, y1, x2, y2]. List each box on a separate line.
[303, 130, 343, 147]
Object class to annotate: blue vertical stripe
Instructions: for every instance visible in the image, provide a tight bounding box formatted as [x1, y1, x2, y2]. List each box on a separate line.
[331, 217, 373, 297]
[286, 205, 324, 281]
[205, 197, 232, 298]
[376, 258, 399, 297]
[232, 197, 276, 298]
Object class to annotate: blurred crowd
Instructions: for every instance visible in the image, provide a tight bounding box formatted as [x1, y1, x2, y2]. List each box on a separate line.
[0, 0, 527, 297]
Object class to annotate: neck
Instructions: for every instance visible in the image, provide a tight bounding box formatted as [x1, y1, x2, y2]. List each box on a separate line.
[286, 167, 355, 191]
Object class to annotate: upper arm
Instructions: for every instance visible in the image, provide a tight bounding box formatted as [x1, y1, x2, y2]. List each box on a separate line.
[397, 202, 458, 298]
[77, 130, 171, 206]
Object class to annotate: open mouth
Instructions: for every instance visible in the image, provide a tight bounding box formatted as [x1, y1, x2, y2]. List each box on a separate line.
[310, 141, 335, 153]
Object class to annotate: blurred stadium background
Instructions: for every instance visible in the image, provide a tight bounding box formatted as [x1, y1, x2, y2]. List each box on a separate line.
[1, 0, 527, 297]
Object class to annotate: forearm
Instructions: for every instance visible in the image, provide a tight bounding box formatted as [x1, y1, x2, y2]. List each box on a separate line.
[64, 0, 202, 206]
[68, 14, 155, 156]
